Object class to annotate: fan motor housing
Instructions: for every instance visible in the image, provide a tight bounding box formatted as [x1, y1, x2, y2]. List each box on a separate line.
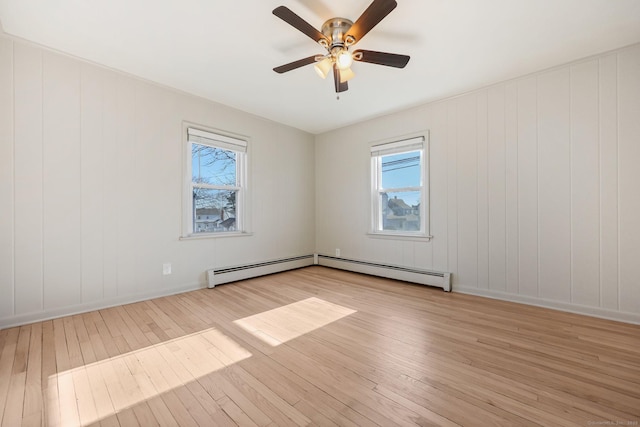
[321, 18, 354, 49]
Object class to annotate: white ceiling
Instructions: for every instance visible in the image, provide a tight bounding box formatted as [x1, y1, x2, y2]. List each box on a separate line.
[1, 0, 639, 134]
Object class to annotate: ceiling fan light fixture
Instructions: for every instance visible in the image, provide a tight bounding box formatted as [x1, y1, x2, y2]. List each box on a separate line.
[272, 1, 410, 94]
[339, 67, 355, 83]
[336, 49, 353, 70]
[314, 57, 332, 79]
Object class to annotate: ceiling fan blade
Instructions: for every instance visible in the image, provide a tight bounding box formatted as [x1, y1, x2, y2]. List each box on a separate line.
[333, 65, 349, 93]
[346, 0, 397, 44]
[353, 49, 410, 68]
[273, 55, 318, 74]
[273, 6, 328, 44]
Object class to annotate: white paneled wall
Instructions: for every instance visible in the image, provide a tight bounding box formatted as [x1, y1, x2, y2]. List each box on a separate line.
[0, 37, 316, 328]
[316, 44, 640, 323]
[618, 48, 640, 315]
[2, 32, 639, 327]
[14, 43, 44, 314]
[0, 37, 13, 319]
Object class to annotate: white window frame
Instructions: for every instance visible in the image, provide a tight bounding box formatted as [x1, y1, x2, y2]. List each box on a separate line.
[369, 132, 431, 240]
[182, 124, 250, 238]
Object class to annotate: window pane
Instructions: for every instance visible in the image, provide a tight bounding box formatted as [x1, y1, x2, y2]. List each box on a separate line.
[192, 188, 237, 233]
[381, 151, 420, 189]
[380, 191, 421, 231]
[192, 143, 237, 186]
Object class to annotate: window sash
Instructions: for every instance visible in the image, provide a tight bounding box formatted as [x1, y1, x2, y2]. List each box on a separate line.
[188, 128, 247, 153]
[371, 139, 426, 235]
[193, 183, 241, 191]
[377, 186, 422, 193]
[370, 136, 424, 157]
[186, 126, 247, 236]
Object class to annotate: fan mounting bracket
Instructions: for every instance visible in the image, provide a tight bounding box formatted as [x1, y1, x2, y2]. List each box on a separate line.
[320, 18, 354, 50]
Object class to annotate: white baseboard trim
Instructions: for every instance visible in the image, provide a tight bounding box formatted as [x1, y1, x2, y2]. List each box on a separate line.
[455, 286, 640, 325]
[208, 255, 315, 287]
[317, 254, 451, 292]
[1, 254, 319, 330]
[0, 281, 203, 330]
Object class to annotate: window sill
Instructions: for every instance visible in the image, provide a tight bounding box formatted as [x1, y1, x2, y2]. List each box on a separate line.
[180, 231, 253, 241]
[367, 232, 433, 242]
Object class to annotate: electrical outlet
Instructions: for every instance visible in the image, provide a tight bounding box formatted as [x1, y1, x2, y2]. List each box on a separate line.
[163, 263, 172, 275]
[335, 248, 341, 257]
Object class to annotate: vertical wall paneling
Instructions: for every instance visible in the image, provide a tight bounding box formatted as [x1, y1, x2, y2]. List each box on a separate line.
[504, 82, 519, 294]
[42, 52, 82, 309]
[314, 44, 640, 322]
[570, 60, 601, 307]
[115, 77, 137, 296]
[618, 47, 640, 314]
[0, 37, 317, 328]
[598, 54, 619, 311]
[402, 240, 415, 267]
[456, 94, 478, 287]
[487, 85, 507, 291]
[537, 68, 571, 302]
[516, 77, 539, 297]
[430, 103, 449, 272]
[133, 82, 161, 291]
[80, 64, 105, 303]
[14, 43, 44, 314]
[3, 36, 640, 327]
[447, 101, 458, 282]
[476, 90, 489, 289]
[0, 37, 14, 319]
[414, 241, 432, 270]
[101, 72, 118, 299]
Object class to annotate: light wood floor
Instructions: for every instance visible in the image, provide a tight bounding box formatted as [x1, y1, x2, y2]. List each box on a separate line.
[1, 266, 639, 426]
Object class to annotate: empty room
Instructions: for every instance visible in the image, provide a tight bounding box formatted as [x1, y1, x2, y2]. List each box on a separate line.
[1, 0, 639, 426]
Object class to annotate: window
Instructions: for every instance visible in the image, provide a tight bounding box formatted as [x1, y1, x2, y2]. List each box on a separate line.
[370, 134, 429, 238]
[186, 127, 247, 235]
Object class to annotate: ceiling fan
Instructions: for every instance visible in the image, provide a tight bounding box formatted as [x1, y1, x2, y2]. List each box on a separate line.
[272, 0, 410, 94]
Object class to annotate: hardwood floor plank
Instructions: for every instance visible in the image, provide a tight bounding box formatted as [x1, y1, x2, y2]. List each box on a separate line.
[173, 385, 225, 427]
[72, 367, 99, 426]
[83, 312, 112, 360]
[1, 266, 639, 427]
[217, 373, 273, 426]
[99, 308, 134, 354]
[23, 323, 42, 425]
[239, 355, 304, 406]
[145, 395, 179, 427]
[115, 407, 139, 427]
[159, 391, 199, 427]
[244, 356, 378, 427]
[41, 321, 60, 427]
[184, 381, 237, 427]
[97, 414, 120, 427]
[56, 368, 80, 426]
[62, 315, 84, 369]
[20, 411, 41, 427]
[292, 399, 339, 427]
[217, 394, 260, 427]
[74, 315, 97, 364]
[113, 305, 151, 349]
[131, 402, 160, 427]
[2, 326, 30, 426]
[84, 360, 116, 424]
[122, 302, 163, 345]
[222, 364, 311, 426]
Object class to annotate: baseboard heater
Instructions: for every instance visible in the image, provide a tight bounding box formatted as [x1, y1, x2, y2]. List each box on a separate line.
[207, 255, 315, 288]
[316, 254, 452, 292]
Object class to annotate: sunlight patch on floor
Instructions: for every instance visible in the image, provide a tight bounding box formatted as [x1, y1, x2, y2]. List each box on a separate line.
[48, 327, 251, 427]
[233, 297, 357, 346]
